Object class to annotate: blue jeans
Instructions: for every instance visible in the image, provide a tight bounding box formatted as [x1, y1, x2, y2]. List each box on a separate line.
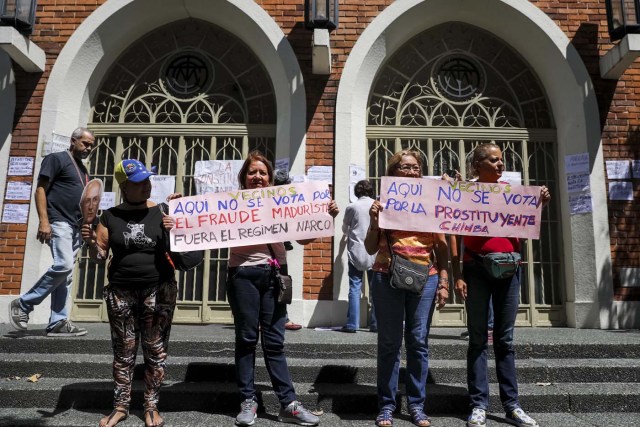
[19, 221, 81, 331]
[372, 271, 438, 411]
[464, 261, 521, 412]
[227, 264, 296, 406]
[346, 262, 376, 330]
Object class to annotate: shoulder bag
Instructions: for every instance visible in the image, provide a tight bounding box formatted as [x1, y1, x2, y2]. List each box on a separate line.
[386, 232, 430, 295]
[267, 244, 292, 304]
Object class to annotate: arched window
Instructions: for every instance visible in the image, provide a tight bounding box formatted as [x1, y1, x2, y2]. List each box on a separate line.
[75, 19, 276, 323]
[367, 22, 562, 326]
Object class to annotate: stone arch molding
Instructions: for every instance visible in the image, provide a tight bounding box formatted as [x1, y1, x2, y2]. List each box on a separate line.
[27, 0, 309, 321]
[334, 0, 616, 328]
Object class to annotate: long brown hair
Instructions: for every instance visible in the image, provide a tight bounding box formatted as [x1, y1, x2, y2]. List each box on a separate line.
[237, 150, 274, 189]
[386, 149, 423, 176]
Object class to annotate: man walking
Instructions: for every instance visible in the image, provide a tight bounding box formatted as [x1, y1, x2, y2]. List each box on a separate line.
[341, 180, 377, 333]
[9, 127, 95, 337]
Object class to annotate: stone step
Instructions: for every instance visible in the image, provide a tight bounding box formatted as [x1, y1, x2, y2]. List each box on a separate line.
[2, 354, 639, 385]
[4, 408, 638, 427]
[0, 378, 638, 414]
[4, 332, 640, 360]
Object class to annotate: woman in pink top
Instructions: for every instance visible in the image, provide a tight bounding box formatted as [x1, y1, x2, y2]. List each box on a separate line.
[451, 143, 550, 427]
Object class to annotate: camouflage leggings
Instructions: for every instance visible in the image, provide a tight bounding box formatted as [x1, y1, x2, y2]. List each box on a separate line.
[104, 280, 177, 411]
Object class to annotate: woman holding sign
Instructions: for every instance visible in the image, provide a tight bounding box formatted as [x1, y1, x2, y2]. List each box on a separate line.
[364, 150, 449, 427]
[82, 159, 179, 427]
[451, 143, 550, 427]
[228, 151, 339, 427]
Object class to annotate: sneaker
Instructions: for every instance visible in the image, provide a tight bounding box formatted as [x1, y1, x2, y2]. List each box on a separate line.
[460, 330, 469, 340]
[339, 326, 356, 333]
[506, 408, 538, 427]
[46, 319, 88, 337]
[235, 398, 258, 426]
[467, 408, 486, 427]
[278, 401, 319, 426]
[9, 298, 28, 330]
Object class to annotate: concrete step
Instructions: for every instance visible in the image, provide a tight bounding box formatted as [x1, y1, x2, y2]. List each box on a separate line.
[1, 378, 639, 414]
[4, 408, 638, 427]
[2, 354, 639, 385]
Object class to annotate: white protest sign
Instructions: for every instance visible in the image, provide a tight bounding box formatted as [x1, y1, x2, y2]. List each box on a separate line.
[168, 181, 335, 251]
[378, 177, 543, 239]
[150, 175, 176, 204]
[194, 160, 244, 195]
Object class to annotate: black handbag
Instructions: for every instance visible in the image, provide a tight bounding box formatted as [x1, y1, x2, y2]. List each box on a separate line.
[386, 232, 430, 295]
[267, 244, 292, 304]
[159, 203, 204, 272]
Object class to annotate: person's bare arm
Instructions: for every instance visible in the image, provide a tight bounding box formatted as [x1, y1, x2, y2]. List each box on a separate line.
[433, 232, 449, 309]
[364, 200, 382, 255]
[82, 222, 109, 263]
[35, 177, 51, 244]
[450, 234, 467, 300]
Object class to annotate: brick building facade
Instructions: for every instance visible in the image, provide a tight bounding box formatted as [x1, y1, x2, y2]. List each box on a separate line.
[0, 0, 638, 328]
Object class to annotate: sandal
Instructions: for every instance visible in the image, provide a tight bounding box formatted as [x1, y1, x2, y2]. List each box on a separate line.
[409, 406, 431, 427]
[375, 408, 394, 427]
[144, 408, 166, 427]
[98, 407, 128, 427]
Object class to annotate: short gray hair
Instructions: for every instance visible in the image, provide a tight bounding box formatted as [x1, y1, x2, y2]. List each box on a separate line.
[71, 127, 94, 140]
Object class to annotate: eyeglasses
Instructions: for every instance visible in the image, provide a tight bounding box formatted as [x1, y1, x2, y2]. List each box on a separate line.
[397, 164, 421, 172]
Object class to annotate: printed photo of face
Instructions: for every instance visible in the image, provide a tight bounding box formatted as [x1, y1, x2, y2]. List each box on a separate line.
[80, 178, 104, 225]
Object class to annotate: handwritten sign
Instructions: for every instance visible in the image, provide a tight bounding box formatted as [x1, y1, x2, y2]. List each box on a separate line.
[567, 172, 590, 193]
[8, 157, 34, 176]
[2, 203, 29, 224]
[378, 177, 543, 239]
[606, 160, 631, 179]
[168, 181, 335, 251]
[565, 153, 589, 174]
[194, 160, 244, 195]
[5, 181, 32, 200]
[150, 175, 175, 204]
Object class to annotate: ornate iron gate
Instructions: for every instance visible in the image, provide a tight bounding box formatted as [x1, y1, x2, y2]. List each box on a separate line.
[72, 19, 276, 323]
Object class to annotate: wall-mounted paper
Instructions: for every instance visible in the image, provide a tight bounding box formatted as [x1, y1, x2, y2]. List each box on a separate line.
[100, 192, 116, 210]
[608, 181, 633, 200]
[565, 153, 589, 174]
[307, 166, 333, 183]
[276, 158, 290, 173]
[43, 132, 71, 157]
[568, 193, 592, 214]
[8, 157, 34, 176]
[349, 164, 366, 202]
[150, 175, 176, 204]
[2, 204, 29, 223]
[633, 160, 640, 179]
[5, 182, 32, 200]
[566, 173, 590, 193]
[501, 171, 522, 185]
[606, 160, 631, 180]
[194, 160, 244, 194]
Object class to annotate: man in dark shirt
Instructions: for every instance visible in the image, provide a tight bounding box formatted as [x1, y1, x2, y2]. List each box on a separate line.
[9, 127, 95, 336]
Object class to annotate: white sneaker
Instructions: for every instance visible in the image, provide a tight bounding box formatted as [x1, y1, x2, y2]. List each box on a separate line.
[467, 407, 486, 427]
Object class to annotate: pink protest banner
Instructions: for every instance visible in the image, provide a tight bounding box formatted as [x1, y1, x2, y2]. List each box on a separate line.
[378, 176, 543, 239]
[168, 181, 335, 251]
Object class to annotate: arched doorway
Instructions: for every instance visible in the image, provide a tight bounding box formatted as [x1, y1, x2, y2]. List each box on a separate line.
[73, 19, 276, 323]
[366, 22, 562, 326]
